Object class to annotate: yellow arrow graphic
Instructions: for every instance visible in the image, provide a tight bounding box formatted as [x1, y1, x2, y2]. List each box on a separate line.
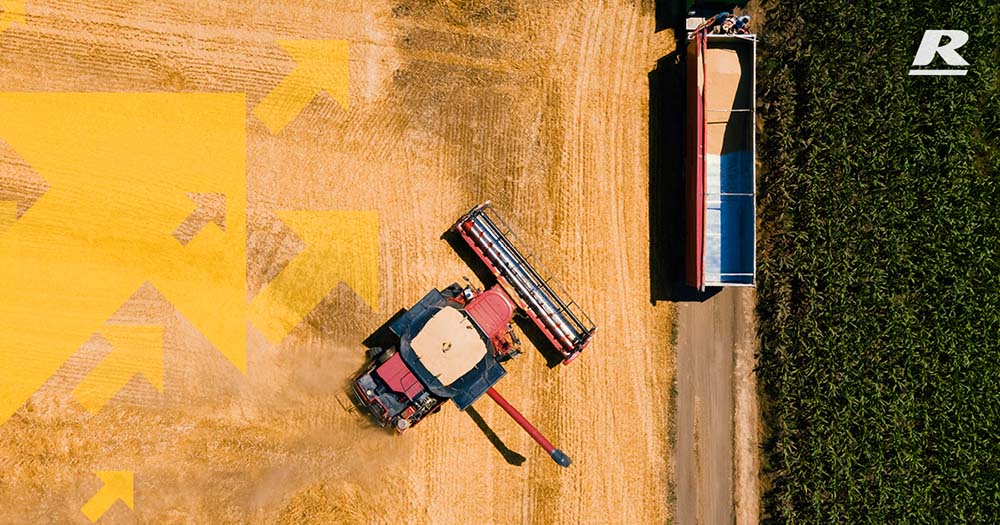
[173, 192, 226, 245]
[73, 325, 164, 414]
[81, 470, 134, 523]
[0, 93, 247, 425]
[0, 137, 50, 228]
[253, 40, 349, 134]
[0, 200, 13, 233]
[250, 210, 377, 343]
[0, 0, 25, 33]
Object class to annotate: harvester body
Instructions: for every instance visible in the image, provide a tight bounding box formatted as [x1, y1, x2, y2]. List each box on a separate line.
[351, 203, 594, 466]
[353, 284, 515, 432]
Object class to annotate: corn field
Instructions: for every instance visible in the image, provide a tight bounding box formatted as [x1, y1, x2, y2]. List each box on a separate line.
[756, 0, 1000, 521]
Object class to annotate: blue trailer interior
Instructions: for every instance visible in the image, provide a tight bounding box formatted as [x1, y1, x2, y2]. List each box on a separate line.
[704, 149, 754, 285]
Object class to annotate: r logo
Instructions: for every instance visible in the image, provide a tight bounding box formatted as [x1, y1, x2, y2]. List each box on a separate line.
[909, 30, 969, 76]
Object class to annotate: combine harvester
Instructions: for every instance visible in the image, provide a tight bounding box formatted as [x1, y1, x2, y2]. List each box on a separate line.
[350, 203, 596, 467]
[685, 14, 757, 291]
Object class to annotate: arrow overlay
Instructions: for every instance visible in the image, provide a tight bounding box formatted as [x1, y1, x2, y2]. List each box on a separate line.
[0, 137, 50, 226]
[0, 93, 247, 425]
[72, 325, 164, 414]
[0, 0, 25, 33]
[0, 200, 12, 233]
[173, 192, 226, 245]
[250, 210, 377, 343]
[81, 470, 134, 523]
[253, 40, 350, 134]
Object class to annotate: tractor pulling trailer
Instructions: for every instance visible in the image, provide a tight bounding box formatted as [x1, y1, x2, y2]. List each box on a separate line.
[350, 203, 596, 467]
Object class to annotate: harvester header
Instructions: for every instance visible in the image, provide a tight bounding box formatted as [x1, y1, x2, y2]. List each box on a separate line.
[452, 202, 597, 364]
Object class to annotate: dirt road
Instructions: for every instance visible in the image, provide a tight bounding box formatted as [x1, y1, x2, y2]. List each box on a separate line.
[0, 1, 682, 523]
[674, 287, 757, 525]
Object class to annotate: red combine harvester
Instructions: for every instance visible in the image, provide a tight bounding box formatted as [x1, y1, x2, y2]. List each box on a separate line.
[350, 203, 596, 467]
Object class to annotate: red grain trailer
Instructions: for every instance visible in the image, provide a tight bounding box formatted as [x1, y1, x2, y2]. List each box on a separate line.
[685, 30, 757, 291]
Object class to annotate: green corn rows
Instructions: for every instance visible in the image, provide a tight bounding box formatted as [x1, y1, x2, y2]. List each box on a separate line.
[755, 0, 1000, 522]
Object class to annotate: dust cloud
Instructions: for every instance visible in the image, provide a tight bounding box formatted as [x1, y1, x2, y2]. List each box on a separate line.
[0, 297, 403, 524]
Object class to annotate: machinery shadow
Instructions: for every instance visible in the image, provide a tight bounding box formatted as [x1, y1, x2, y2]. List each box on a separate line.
[442, 230, 567, 368]
[648, 44, 723, 304]
[442, 229, 499, 290]
[655, 0, 689, 35]
[362, 308, 408, 350]
[466, 406, 527, 467]
[514, 316, 567, 369]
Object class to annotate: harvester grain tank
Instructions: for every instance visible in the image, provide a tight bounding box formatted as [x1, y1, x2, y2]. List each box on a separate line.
[351, 203, 596, 467]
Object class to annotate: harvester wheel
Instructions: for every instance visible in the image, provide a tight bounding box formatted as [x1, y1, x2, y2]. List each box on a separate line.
[376, 346, 397, 364]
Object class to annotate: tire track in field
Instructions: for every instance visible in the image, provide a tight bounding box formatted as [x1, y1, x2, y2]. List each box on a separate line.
[384, 1, 677, 524]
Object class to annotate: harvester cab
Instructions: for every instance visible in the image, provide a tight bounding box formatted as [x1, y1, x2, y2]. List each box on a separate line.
[350, 202, 595, 467]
